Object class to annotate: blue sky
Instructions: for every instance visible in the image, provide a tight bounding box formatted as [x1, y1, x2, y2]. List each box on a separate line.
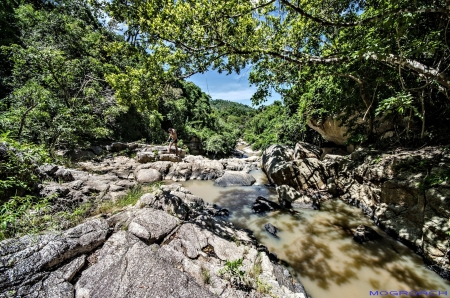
[187, 68, 280, 107]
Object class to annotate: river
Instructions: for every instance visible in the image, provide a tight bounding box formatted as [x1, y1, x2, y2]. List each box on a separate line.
[181, 169, 450, 298]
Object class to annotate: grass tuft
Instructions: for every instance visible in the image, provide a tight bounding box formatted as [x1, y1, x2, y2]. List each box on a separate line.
[0, 182, 163, 241]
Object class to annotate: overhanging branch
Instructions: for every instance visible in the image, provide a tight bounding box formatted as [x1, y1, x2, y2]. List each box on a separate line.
[279, 0, 449, 28]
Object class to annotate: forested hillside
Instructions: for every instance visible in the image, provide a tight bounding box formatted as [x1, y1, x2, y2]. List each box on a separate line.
[1, 0, 450, 236]
[0, 0, 244, 152]
[0, 0, 243, 211]
[105, 0, 450, 147]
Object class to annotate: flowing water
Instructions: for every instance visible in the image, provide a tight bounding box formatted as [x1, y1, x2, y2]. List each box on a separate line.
[181, 169, 450, 297]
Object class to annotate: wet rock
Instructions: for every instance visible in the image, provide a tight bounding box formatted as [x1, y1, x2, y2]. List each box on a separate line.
[252, 196, 280, 213]
[74, 231, 212, 298]
[276, 185, 321, 210]
[264, 223, 279, 237]
[214, 208, 229, 217]
[353, 225, 381, 243]
[200, 203, 230, 217]
[214, 171, 256, 187]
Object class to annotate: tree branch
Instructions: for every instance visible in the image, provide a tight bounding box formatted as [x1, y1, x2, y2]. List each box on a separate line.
[279, 0, 449, 27]
[370, 53, 450, 90]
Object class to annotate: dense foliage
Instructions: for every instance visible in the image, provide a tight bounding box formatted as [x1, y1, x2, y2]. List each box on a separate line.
[0, 0, 242, 155]
[211, 99, 255, 131]
[0, 0, 248, 228]
[106, 0, 450, 146]
[243, 101, 321, 150]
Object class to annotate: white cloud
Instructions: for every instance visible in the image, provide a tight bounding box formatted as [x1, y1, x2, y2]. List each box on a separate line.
[208, 88, 257, 101]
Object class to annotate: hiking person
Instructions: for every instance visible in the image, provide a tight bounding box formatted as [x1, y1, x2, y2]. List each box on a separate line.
[167, 128, 178, 156]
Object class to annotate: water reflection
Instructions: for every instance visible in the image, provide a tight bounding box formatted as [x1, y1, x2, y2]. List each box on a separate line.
[182, 170, 450, 297]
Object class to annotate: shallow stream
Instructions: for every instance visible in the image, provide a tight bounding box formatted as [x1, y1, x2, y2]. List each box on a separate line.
[181, 169, 450, 297]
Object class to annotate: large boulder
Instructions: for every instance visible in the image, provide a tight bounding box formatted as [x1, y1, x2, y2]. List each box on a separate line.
[261, 145, 294, 180]
[269, 159, 326, 190]
[294, 142, 321, 160]
[54, 168, 75, 182]
[134, 161, 173, 179]
[308, 117, 349, 146]
[133, 184, 205, 220]
[74, 231, 212, 298]
[136, 151, 157, 163]
[166, 162, 193, 181]
[353, 225, 381, 243]
[190, 158, 225, 180]
[159, 153, 183, 162]
[110, 142, 128, 152]
[262, 144, 326, 190]
[214, 171, 256, 187]
[135, 168, 162, 184]
[38, 164, 60, 177]
[119, 208, 179, 244]
[0, 219, 108, 295]
[276, 185, 321, 210]
[251, 196, 281, 213]
[264, 223, 279, 237]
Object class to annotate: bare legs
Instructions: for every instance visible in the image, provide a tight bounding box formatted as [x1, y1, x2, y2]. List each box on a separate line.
[168, 142, 178, 156]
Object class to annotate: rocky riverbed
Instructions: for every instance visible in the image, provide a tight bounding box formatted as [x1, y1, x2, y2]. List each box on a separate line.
[1, 140, 449, 297]
[0, 143, 307, 297]
[261, 142, 450, 279]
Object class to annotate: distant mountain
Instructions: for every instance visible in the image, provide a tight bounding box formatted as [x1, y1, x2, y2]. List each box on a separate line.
[210, 99, 254, 116]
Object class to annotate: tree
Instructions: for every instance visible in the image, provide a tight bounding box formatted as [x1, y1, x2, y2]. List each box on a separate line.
[1, 2, 124, 149]
[107, 0, 450, 143]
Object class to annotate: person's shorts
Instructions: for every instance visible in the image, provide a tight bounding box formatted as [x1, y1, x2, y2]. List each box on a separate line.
[169, 138, 178, 144]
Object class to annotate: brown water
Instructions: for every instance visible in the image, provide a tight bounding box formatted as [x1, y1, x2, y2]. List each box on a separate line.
[182, 170, 450, 298]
